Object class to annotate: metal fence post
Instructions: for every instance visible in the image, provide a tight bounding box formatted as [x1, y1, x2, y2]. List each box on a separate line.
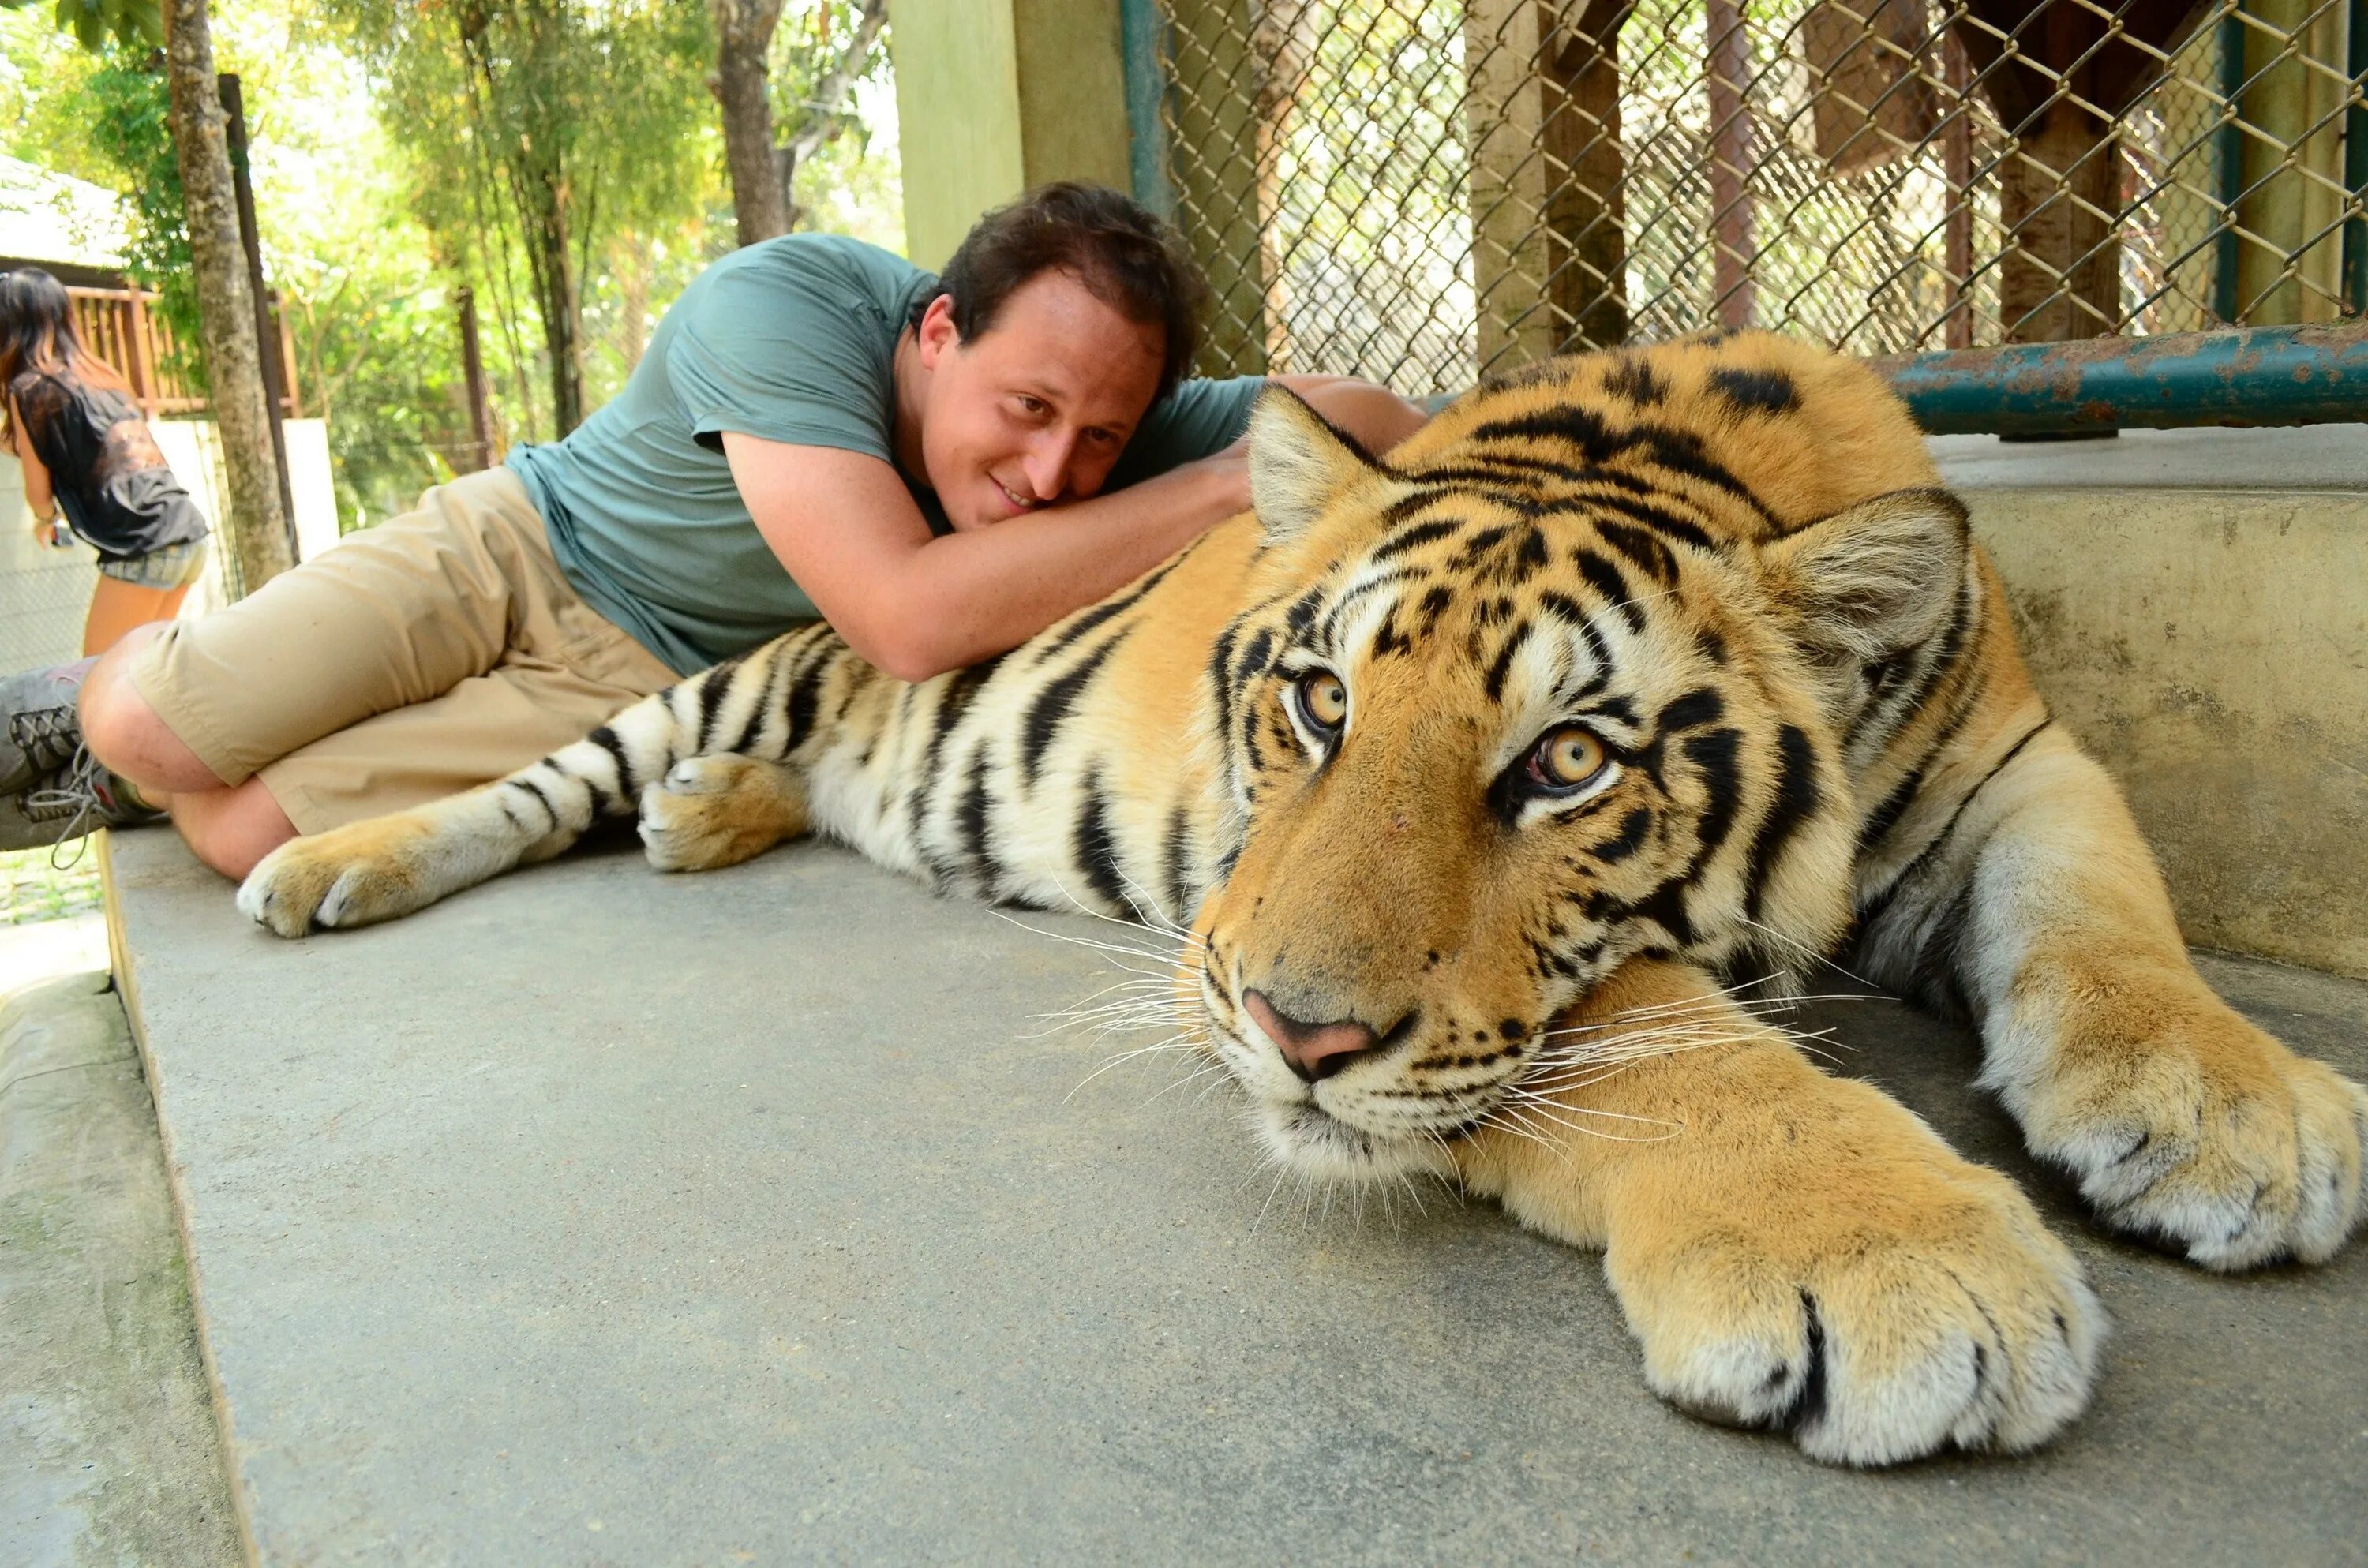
[1119, 0, 1175, 218]
[1162, 0, 1271, 374]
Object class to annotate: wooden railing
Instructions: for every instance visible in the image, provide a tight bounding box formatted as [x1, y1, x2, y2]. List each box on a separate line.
[65, 284, 302, 420]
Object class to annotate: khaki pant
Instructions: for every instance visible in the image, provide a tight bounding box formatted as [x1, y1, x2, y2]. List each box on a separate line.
[129, 467, 679, 834]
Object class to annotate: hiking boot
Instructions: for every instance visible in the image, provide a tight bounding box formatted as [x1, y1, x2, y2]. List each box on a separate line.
[0, 657, 98, 794]
[0, 743, 165, 858]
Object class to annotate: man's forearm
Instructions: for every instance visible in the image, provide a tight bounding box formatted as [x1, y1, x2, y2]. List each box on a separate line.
[884, 456, 1248, 679]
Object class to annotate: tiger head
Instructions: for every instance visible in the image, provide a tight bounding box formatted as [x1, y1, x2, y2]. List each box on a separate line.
[1190, 382, 1970, 1182]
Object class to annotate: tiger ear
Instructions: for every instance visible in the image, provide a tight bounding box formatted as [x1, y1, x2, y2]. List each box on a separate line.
[1246, 386, 1396, 542]
[1759, 488, 1971, 664]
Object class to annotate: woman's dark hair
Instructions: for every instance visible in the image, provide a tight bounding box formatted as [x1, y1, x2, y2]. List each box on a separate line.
[0, 266, 129, 445]
[910, 182, 1207, 401]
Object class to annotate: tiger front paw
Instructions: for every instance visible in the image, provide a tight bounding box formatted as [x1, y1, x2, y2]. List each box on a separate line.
[1601, 1082, 2102, 1467]
[235, 817, 440, 937]
[2004, 992, 2368, 1271]
[636, 754, 808, 873]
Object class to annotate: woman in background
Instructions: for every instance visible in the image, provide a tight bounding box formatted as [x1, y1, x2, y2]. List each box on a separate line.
[2, 266, 211, 654]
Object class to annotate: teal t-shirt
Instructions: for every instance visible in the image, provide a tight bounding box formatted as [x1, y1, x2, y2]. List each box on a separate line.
[507, 233, 1265, 675]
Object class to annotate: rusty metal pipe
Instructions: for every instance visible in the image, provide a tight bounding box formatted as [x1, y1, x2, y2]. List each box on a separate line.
[1873, 321, 2368, 433]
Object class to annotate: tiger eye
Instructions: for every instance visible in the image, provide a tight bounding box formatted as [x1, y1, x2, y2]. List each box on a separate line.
[1531, 726, 1608, 790]
[1296, 670, 1349, 731]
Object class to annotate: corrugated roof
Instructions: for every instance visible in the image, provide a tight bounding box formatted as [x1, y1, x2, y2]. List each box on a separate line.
[0, 155, 129, 269]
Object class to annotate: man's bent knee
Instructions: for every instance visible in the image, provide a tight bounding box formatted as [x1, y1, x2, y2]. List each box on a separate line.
[170, 778, 296, 881]
[81, 626, 233, 797]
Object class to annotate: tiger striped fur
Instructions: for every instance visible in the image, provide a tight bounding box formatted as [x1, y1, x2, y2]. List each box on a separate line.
[238, 332, 2366, 1467]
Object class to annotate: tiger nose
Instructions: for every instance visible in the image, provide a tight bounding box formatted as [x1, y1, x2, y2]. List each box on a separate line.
[1243, 990, 1379, 1083]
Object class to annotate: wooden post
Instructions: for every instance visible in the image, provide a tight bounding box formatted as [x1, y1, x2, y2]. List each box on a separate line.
[217, 72, 297, 552]
[125, 290, 162, 414]
[1464, 0, 1632, 372]
[1250, 0, 1314, 371]
[2235, 0, 2349, 322]
[1951, 0, 2217, 343]
[277, 311, 302, 418]
[1943, 32, 1973, 349]
[457, 286, 494, 474]
[1704, 0, 1756, 330]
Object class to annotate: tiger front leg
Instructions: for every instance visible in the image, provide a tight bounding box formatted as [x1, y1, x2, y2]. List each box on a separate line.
[1458, 961, 2102, 1468]
[238, 786, 549, 937]
[638, 754, 811, 871]
[1864, 724, 2368, 1270]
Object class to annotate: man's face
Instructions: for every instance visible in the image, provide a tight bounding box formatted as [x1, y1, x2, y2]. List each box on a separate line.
[914, 269, 1167, 530]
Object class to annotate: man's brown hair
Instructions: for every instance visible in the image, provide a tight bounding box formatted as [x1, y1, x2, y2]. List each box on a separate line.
[912, 182, 1207, 402]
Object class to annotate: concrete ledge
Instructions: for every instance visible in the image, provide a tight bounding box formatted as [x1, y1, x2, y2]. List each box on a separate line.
[1931, 423, 2368, 492]
[104, 828, 2368, 1565]
[1937, 431, 2368, 978]
[0, 966, 242, 1566]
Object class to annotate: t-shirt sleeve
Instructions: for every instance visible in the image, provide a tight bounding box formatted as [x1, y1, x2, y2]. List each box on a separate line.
[1104, 375, 1267, 490]
[666, 256, 898, 461]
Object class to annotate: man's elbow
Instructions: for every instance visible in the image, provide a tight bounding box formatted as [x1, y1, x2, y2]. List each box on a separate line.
[846, 622, 961, 685]
[875, 646, 961, 685]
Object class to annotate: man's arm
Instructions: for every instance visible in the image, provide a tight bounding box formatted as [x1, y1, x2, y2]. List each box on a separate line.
[1272, 375, 1429, 458]
[725, 432, 1248, 683]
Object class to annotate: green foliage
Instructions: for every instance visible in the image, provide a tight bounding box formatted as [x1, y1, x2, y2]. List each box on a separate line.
[774, 1, 901, 250]
[0, 0, 159, 53]
[330, 0, 720, 437]
[0, 9, 111, 178]
[78, 50, 204, 384]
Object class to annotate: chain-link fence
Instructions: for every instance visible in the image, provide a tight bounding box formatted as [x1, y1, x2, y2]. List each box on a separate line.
[1147, 0, 2367, 391]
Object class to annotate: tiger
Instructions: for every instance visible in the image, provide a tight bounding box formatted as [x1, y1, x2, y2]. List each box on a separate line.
[234, 331, 2367, 1468]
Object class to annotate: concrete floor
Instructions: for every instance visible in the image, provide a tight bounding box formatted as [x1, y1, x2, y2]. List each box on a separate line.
[101, 827, 2368, 1566]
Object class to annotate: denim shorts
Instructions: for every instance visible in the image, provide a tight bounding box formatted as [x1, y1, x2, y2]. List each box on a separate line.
[97, 536, 209, 590]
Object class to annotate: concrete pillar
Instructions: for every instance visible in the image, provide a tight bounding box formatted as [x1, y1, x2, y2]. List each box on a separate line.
[888, 0, 1134, 271]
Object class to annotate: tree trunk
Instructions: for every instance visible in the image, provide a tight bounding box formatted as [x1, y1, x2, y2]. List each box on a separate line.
[711, 0, 789, 248]
[521, 167, 585, 436]
[162, 0, 291, 591]
[778, 0, 889, 232]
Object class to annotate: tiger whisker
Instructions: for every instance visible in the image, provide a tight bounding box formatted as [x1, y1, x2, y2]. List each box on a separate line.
[1740, 915, 1882, 991]
[988, 908, 1188, 974]
[1064, 1034, 1201, 1103]
[1486, 1097, 1684, 1143]
[1045, 874, 1212, 955]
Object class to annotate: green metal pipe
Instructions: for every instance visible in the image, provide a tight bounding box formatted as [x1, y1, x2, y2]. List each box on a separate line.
[1872, 321, 2368, 433]
[2216, 4, 2247, 323]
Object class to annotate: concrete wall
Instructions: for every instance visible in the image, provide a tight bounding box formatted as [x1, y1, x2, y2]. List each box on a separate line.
[1936, 427, 2368, 979]
[888, 0, 1133, 269]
